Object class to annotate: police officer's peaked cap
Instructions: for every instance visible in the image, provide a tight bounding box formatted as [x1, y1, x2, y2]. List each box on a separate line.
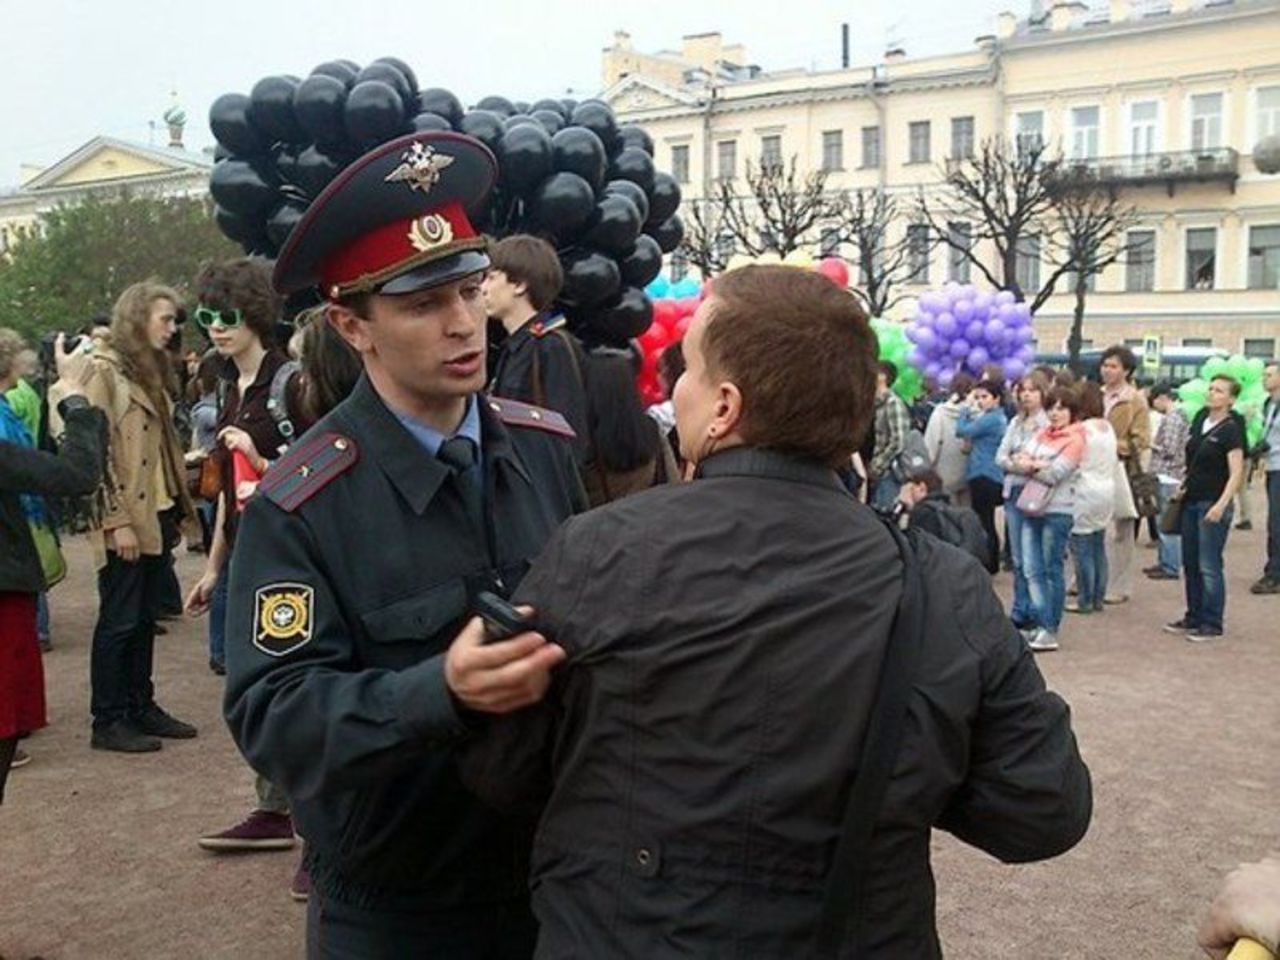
[273, 132, 497, 299]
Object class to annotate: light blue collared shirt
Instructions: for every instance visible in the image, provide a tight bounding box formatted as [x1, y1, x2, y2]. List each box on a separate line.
[391, 396, 484, 477]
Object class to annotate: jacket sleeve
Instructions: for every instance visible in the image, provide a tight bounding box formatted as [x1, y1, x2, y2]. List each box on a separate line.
[0, 400, 104, 497]
[995, 419, 1018, 473]
[222, 496, 471, 802]
[936, 561, 1093, 862]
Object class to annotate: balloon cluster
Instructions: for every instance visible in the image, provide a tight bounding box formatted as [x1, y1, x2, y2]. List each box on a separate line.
[871, 318, 924, 403]
[1176, 355, 1269, 447]
[634, 276, 707, 405]
[207, 59, 685, 345]
[905, 284, 1036, 389]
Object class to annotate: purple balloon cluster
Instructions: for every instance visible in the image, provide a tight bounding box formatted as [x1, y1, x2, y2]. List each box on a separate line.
[905, 284, 1036, 389]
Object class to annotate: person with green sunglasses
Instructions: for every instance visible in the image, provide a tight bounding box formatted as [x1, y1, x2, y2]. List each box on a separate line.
[194, 305, 244, 330]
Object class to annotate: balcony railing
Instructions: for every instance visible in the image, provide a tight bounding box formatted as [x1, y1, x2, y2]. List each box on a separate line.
[1061, 148, 1239, 195]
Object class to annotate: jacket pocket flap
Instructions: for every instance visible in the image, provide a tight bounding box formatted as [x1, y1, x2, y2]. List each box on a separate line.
[360, 579, 468, 643]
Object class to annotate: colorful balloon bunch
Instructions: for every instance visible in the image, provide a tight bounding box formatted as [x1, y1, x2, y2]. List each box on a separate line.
[634, 280, 706, 405]
[872, 318, 924, 403]
[208, 59, 684, 346]
[905, 284, 1037, 388]
[1176, 355, 1269, 447]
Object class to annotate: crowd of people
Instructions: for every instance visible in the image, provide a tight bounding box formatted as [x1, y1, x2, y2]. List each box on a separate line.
[1, 127, 1278, 958]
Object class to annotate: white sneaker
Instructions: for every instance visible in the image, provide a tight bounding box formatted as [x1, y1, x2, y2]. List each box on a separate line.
[1027, 629, 1060, 652]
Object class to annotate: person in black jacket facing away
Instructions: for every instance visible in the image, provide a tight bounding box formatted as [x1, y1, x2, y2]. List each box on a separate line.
[0, 330, 105, 799]
[463, 265, 1091, 959]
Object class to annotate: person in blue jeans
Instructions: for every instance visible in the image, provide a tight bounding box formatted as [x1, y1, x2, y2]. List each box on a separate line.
[1165, 375, 1245, 641]
[1145, 384, 1189, 581]
[996, 372, 1050, 628]
[1015, 387, 1085, 652]
[956, 379, 1009, 573]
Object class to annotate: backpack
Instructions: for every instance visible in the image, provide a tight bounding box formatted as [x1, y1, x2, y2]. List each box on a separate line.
[911, 498, 990, 566]
[890, 428, 931, 483]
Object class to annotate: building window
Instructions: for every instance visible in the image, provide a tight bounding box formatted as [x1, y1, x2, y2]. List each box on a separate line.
[950, 116, 975, 160]
[906, 224, 930, 283]
[717, 140, 737, 180]
[1243, 338, 1276, 359]
[1070, 106, 1100, 160]
[1123, 338, 1145, 349]
[1191, 93, 1223, 151]
[819, 227, 841, 257]
[1016, 111, 1044, 157]
[1016, 234, 1041, 293]
[1126, 229, 1156, 292]
[1186, 227, 1216, 289]
[760, 135, 782, 173]
[669, 251, 689, 282]
[908, 122, 931, 164]
[1183, 337, 1213, 348]
[1129, 101, 1158, 158]
[947, 222, 972, 283]
[859, 243, 885, 285]
[1259, 87, 1280, 140]
[861, 126, 881, 168]
[671, 145, 690, 184]
[1248, 225, 1280, 289]
[821, 130, 843, 171]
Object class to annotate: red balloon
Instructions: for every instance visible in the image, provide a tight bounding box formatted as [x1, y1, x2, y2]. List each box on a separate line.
[675, 314, 692, 337]
[816, 257, 850, 287]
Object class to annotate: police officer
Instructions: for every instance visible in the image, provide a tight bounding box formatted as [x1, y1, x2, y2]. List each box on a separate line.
[223, 131, 586, 958]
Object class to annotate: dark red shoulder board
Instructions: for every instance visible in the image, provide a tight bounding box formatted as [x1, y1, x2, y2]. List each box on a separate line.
[484, 397, 575, 439]
[529, 314, 568, 338]
[258, 432, 359, 512]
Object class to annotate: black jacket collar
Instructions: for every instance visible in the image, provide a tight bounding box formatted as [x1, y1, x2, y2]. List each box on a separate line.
[695, 446, 845, 492]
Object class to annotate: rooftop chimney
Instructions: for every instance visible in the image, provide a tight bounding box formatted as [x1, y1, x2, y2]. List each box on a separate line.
[841, 23, 850, 68]
[1109, 0, 1130, 22]
[1050, 0, 1087, 30]
[613, 30, 632, 50]
[885, 46, 906, 62]
[997, 10, 1018, 38]
[975, 33, 998, 50]
[163, 101, 186, 150]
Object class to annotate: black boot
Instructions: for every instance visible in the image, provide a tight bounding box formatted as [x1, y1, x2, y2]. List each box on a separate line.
[91, 720, 162, 753]
[132, 704, 198, 739]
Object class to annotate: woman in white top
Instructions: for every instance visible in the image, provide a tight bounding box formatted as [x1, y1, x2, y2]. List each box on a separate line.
[1068, 382, 1117, 613]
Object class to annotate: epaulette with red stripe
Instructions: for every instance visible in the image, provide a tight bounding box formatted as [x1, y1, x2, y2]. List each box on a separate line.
[483, 397, 576, 439]
[529, 314, 568, 339]
[258, 432, 359, 513]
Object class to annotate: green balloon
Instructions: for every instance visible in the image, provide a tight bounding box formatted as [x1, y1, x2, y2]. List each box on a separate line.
[1177, 377, 1208, 422]
[871, 318, 922, 403]
[1198, 355, 1266, 444]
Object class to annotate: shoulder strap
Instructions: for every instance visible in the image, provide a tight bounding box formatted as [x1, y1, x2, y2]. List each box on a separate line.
[815, 517, 924, 958]
[483, 396, 576, 439]
[266, 359, 301, 443]
[258, 431, 358, 512]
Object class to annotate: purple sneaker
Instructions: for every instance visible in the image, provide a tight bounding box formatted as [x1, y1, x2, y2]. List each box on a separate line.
[198, 810, 296, 852]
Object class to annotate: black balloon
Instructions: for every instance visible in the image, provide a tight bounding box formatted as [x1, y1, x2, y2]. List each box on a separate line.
[531, 109, 564, 136]
[476, 95, 516, 117]
[210, 93, 265, 156]
[345, 80, 406, 145]
[503, 114, 539, 132]
[582, 195, 642, 255]
[311, 60, 358, 88]
[338, 59, 361, 71]
[646, 171, 681, 225]
[594, 287, 654, 343]
[356, 63, 411, 107]
[294, 145, 344, 197]
[373, 56, 418, 93]
[214, 205, 257, 245]
[551, 127, 607, 190]
[607, 147, 656, 195]
[528, 172, 596, 241]
[294, 74, 348, 146]
[213, 144, 230, 163]
[532, 98, 568, 120]
[210, 159, 277, 216]
[266, 199, 308, 248]
[249, 76, 305, 143]
[603, 179, 650, 225]
[458, 110, 505, 155]
[560, 97, 578, 115]
[570, 101, 619, 152]
[498, 123, 553, 195]
[618, 125, 655, 156]
[410, 112, 453, 133]
[513, 100, 531, 115]
[418, 88, 464, 126]
[560, 250, 622, 308]
[618, 235, 664, 288]
[647, 213, 685, 254]
[272, 144, 302, 186]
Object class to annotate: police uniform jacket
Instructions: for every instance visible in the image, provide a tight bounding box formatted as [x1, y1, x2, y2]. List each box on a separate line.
[462, 447, 1092, 958]
[223, 374, 585, 910]
[490, 314, 590, 464]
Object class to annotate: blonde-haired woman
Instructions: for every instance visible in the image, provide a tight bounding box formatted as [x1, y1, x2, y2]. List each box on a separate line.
[83, 281, 199, 753]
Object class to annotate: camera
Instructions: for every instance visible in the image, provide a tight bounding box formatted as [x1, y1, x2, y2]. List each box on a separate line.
[38, 332, 85, 371]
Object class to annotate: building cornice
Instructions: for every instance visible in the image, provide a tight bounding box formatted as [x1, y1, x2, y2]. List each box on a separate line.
[999, 0, 1279, 53]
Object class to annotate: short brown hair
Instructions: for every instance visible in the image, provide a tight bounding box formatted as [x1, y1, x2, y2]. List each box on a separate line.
[1211, 374, 1241, 398]
[1077, 381, 1104, 419]
[1049, 384, 1084, 420]
[1101, 344, 1138, 375]
[0, 327, 26, 381]
[703, 265, 876, 467]
[194, 258, 281, 345]
[489, 235, 564, 311]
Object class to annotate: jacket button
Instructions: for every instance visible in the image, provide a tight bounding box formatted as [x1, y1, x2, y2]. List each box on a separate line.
[635, 848, 651, 866]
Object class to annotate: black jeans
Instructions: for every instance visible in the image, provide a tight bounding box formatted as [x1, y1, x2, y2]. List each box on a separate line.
[969, 476, 1004, 574]
[90, 552, 165, 729]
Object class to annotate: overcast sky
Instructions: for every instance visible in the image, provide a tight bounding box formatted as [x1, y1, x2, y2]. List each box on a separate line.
[4, 0, 1020, 187]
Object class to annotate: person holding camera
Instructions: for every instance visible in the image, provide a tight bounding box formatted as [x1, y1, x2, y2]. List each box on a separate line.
[1, 329, 104, 799]
[1251, 362, 1280, 595]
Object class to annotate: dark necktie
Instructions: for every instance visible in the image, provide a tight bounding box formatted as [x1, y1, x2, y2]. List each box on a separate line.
[437, 436, 484, 535]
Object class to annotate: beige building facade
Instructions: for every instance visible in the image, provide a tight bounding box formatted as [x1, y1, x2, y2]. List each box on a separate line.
[605, 0, 1280, 358]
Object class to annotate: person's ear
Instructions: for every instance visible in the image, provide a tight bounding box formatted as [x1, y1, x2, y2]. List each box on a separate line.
[709, 380, 743, 437]
[327, 302, 374, 357]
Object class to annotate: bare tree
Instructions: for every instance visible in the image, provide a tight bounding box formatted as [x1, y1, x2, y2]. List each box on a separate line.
[1045, 173, 1139, 369]
[917, 137, 1074, 312]
[678, 197, 730, 278]
[715, 156, 834, 259]
[828, 187, 912, 317]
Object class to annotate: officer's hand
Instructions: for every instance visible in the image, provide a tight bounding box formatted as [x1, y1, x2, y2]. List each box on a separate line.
[444, 613, 566, 714]
[1198, 856, 1280, 958]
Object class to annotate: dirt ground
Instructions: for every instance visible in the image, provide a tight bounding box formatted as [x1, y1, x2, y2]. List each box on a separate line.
[1, 491, 1277, 960]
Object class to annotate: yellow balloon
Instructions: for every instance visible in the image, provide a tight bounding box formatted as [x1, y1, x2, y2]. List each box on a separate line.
[783, 249, 814, 269]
